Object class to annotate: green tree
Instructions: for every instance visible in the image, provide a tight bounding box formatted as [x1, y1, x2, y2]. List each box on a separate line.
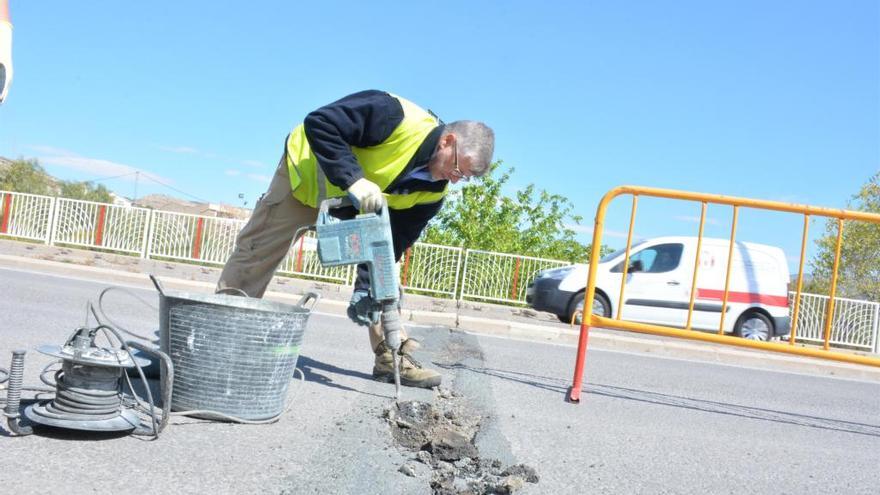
[807, 172, 880, 300]
[0, 158, 55, 195]
[58, 180, 113, 203]
[0, 158, 114, 203]
[423, 162, 606, 262]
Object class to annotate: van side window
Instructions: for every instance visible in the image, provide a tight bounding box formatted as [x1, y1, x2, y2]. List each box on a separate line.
[611, 243, 684, 273]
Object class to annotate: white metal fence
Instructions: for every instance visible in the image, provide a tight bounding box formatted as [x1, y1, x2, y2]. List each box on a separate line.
[790, 292, 880, 353]
[460, 249, 570, 305]
[51, 198, 152, 255]
[196, 215, 245, 265]
[148, 210, 213, 263]
[400, 242, 463, 298]
[0, 190, 55, 243]
[147, 211, 243, 265]
[2, 190, 880, 352]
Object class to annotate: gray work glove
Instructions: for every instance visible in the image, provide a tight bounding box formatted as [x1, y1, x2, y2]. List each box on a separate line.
[347, 289, 380, 327]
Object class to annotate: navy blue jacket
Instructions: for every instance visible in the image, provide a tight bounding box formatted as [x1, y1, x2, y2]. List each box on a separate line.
[303, 90, 446, 291]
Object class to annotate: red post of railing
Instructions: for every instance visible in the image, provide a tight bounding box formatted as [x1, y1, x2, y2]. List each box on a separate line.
[569, 188, 614, 403]
[570, 320, 593, 403]
[192, 217, 205, 260]
[295, 235, 305, 272]
[401, 247, 413, 286]
[94, 205, 107, 246]
[510, 257, 522, 300]
[0, 194, 12, 234]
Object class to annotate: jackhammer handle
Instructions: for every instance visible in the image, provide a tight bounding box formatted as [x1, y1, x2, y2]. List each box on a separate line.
[318, 197, 389, 217]
[318, 196, 353, 216]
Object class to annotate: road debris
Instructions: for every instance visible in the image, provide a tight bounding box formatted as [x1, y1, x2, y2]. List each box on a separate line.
[385, 389, 539, 494]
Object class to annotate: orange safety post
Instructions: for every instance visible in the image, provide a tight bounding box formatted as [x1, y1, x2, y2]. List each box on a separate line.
[192, 217, 205, 260]
[510, 257, 522, 300]
[718, 205, 740, 334]
[94, 205, 107, 246]
[823, 218, 844, 350]
[0, 194, 12, 233]
[685, 202, 707, 330]
[615, 195, 639, 320]
[568, 188, 613, 403]
[789, 214, 810, 344]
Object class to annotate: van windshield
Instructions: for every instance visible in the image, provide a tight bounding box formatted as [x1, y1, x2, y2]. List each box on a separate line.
[599, 241, 646, 264]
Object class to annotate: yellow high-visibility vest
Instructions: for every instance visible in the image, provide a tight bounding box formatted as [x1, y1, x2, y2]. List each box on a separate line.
[286, 95, 447, 209]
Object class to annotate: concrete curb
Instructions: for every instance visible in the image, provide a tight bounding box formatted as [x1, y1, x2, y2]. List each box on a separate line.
[2, 252, 879, 383]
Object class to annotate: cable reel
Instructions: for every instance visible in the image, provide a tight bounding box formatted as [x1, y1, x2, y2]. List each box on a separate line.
[2, 324, 173, 437]
[23, 327, 148, 432]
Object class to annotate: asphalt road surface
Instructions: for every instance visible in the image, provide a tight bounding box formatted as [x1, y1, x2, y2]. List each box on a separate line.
[1, 267, 878, 494]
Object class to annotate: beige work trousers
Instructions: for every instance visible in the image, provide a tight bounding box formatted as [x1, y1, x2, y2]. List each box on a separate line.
[216, 154, 397, 351]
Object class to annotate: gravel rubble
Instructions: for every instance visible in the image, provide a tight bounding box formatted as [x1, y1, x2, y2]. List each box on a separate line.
[384, 390, 539, 495]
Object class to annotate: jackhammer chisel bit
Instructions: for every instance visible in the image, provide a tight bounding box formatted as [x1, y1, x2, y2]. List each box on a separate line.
[380, 302, 402, 400]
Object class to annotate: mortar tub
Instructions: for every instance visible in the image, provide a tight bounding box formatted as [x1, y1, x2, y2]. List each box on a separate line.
[158, 289, 318, 421]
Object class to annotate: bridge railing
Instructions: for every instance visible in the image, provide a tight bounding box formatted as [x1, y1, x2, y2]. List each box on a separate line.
[460, 249, 569, 305]
[0, 190, 55, 243]
[51, 198, 152, 256]
[789, 292, 880, 353]
[400, 242, 464, 298]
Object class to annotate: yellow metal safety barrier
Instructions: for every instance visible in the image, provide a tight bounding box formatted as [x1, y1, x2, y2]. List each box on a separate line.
[569, 185, 880, 403]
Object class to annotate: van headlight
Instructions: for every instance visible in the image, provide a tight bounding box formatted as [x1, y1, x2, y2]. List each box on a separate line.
[537, 266, 574, 281]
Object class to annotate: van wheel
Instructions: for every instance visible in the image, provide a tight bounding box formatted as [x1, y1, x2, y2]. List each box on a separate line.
[734, 311, 773, 341]
[567, 291, 611, 324]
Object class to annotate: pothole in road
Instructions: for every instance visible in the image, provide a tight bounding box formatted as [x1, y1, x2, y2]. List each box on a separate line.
[384, 388, 539, 494]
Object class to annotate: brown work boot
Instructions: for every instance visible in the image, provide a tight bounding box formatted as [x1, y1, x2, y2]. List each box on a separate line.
[373, 339, 442, 389]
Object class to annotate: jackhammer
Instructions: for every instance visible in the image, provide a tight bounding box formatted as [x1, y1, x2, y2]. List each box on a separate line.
[312, 197, 404, 399]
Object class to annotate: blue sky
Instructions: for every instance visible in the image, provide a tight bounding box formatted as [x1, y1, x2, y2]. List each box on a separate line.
[1, 1, 878, 271]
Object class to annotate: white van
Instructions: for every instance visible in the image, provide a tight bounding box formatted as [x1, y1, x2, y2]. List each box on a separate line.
[526, 236, 791, 341]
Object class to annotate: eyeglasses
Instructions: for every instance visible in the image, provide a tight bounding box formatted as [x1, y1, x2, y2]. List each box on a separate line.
[450, 140, 470, 182]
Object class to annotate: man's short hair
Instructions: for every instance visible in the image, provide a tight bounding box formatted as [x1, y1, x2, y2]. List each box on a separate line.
[444, 121, 494, 176]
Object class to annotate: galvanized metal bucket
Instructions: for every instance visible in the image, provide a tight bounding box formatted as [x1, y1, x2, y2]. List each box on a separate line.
[156, 283, 319, 421]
